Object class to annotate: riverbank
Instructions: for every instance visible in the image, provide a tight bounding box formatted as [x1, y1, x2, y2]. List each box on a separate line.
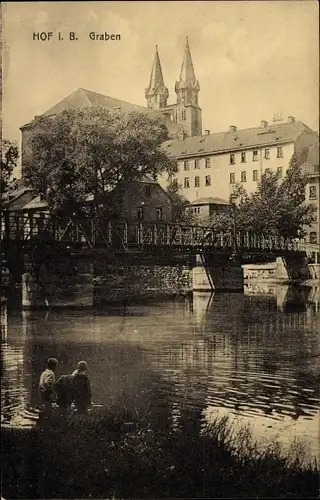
[2, 406, 318, 499]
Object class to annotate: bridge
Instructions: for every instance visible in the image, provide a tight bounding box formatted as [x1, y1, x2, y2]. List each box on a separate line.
[1, 209, 318, 308]
[1, 210, 318, 258]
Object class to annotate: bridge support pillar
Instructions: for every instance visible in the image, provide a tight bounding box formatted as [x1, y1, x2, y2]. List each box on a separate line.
[192, 254, 243, 292]
[22, 256, 94, 309]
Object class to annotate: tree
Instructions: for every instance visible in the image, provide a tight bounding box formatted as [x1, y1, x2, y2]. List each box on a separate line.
[23, 108, 177, 212]
[1, 140, 19, 193]
[165, 181, 192, 222]
[229, 150, 316, 238]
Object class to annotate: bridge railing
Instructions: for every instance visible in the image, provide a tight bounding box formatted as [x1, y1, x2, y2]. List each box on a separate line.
[1, 210, 317, 255]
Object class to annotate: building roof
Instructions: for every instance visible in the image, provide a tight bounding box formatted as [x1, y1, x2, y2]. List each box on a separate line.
[162, 121, 317, 158]
[20, 88, 182, 138]
[22, 196, 48, 210]
[189, 197, 230, 206]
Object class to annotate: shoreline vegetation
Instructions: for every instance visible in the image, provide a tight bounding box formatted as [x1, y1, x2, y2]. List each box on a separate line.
[2, 403, 318, 499]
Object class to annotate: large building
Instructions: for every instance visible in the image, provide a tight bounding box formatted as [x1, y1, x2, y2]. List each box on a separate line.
[163, 118, 318, 202]
[162, 118, 319, 243]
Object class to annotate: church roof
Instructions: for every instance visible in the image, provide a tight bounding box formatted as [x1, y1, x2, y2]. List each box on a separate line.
[163, 121, 317, 157]
[175, 37, 199, 91]
[179, 38, 197, 84]
[146, 46, 168, 95]
[20, 88, 181, 138]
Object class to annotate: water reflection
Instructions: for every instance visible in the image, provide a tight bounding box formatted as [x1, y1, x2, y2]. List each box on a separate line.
[1, 286, 319, 458]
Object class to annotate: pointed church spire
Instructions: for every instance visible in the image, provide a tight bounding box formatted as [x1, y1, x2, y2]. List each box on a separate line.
[145, 46, 169, 109]
[175, 37, 200, 91]
[175, 38, 202, 137]
[180, 37, 197, 84]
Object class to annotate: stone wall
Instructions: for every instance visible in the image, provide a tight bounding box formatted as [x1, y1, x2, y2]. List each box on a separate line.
[22, 258, 94, 309]
[94, 264, 192, 305]
[243, 256, 313, 283]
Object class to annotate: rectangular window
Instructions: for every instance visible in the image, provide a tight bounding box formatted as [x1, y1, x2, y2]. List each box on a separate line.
[205, 157, 211, 168]
[194, 159, 200, 169]
[277, 146, 283, 158]
[184, 177, 190, 188]
[137, 207, 144, 220]
[230, 153, 235, 165]
[310, 232, 317, 244]
[277, 166, 283, 178]
[309, 186, 317, 199]
[264, 148, 270, 159]
[253, 170, 258, 181]
[253, 150, 259, 161]
[183, 161, 189, 171]
[241, 152, 246, 163]
[230, 173, 235, 184]
[205, 175, 211, 186]
[156, 207, 163, 221]
[195, 176, 200, 187]
[241, 171, 247, 182]
[194, 207, 200, 214]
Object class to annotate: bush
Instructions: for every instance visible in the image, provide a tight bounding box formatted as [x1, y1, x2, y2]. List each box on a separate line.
[2, 406, 318, 498]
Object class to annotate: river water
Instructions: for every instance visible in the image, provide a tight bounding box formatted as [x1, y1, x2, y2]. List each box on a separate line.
[1, 285, 319, 460]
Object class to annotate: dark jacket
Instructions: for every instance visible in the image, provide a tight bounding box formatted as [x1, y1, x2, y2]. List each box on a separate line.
[55, 374, 74, 408]
[72, 372, 92, 411]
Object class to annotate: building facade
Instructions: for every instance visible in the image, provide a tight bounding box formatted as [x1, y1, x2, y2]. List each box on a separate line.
[162, 118, 319, 243]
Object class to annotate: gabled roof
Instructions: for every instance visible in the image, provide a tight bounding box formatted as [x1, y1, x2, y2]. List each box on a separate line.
[43, 88, 149, 117]
[20, 88, 182, 138]
[163, 121, 317, 157]
[189, 197, 230, 206]
[22, 196, 48, 210]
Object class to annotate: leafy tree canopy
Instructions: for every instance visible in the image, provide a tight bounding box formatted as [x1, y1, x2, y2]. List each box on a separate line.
[24, 108, 177, 212]
[1, 140, 19, 193]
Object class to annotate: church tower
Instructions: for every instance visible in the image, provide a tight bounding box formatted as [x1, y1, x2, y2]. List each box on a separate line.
[145, 46, 169, 109]
[175, 38, 202, 137]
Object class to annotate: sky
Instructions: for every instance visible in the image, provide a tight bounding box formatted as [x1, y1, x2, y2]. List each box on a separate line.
[2, 0, 319, 153]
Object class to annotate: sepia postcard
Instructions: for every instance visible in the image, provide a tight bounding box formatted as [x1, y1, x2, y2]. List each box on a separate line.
[1, 1, 319, 499]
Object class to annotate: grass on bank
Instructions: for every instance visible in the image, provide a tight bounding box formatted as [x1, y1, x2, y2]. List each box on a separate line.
[2, 403, 319, 499]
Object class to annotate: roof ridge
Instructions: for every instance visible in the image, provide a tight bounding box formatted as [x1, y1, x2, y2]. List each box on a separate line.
[163, 120, 317, 145]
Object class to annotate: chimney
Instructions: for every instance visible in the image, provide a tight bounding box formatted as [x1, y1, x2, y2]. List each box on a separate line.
[204, 129, 210, 135]
[229, 125, 237, 132]
[260, 120, 268, 128]
[288, 116, 296, 123]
